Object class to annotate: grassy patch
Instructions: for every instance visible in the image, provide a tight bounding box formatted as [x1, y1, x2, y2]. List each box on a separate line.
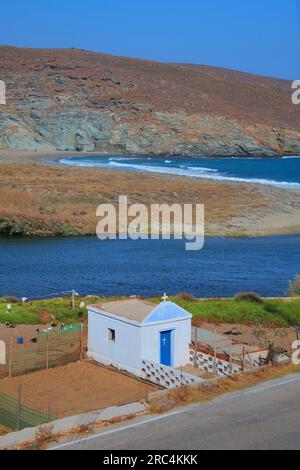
[151, 297, 300, 327]
[1, 295, 300, 326]
[0, 297, 102, 325]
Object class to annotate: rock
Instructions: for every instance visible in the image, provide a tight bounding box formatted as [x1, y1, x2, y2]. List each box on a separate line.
[101, 77, 121, 85]
[55, 78, 68, 86]
[0, 112, 55, 151]
[132, 103, 152, 111]
[128, 81, 138, 89]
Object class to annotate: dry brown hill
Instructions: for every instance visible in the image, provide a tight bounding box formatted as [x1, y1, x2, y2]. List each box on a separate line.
[0, 46, 299, 156]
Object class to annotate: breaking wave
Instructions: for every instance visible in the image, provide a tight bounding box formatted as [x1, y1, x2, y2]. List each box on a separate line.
[58, 156, 300, 190]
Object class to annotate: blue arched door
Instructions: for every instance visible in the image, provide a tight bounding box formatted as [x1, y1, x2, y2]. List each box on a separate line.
[160, 330, 172, 366]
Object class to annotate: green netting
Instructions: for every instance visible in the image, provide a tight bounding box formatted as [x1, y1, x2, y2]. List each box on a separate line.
[0, 392, 56, 431]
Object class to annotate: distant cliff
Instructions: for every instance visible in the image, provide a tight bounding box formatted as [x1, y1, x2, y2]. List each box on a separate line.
[0, 46, 299, 156]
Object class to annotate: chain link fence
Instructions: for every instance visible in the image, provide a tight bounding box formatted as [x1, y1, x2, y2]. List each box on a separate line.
[0, 382, 57, 431]
[0, 325, 87, 431]
[0, 324, 87, 379]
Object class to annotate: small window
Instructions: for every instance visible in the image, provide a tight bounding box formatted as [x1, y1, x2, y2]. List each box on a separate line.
[108, 328, 116, 343]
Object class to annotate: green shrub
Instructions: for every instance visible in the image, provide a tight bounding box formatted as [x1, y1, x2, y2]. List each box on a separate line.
[176, 292, 196, 302]
[287, 274, 300, 297]
[234, 292, 263, 303]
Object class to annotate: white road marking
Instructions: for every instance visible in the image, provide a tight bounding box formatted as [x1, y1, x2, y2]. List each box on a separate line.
[51, 409, 185, 450]
[245, 376, 300, 395]
[51, 374, 300, 450]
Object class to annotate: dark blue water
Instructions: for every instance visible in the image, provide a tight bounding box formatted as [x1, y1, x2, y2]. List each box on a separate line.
[58, 155, 300, 189]
[0, 235, 299, 299]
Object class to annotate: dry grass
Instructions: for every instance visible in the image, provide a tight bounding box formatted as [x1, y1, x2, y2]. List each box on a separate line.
[34, 424, 60, 449]
[107, 413, 137, 426]
[149, 386, 193, 414]
[73, 423, 95, 435]
[149, 363, 300, 413]
[0, 424, 11, 436]
[8, 412, 142, 450]
[192, 363, 300, 402]
[0, 161, 289, 237]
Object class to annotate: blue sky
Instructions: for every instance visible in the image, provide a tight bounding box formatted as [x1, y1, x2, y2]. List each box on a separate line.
[1, 0, 299, 80]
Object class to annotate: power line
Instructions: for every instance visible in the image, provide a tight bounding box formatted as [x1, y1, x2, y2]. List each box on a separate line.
[22, 289, 80, 302]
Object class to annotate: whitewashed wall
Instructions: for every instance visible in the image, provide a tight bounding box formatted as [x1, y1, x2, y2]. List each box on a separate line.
[141, 319, 191, 368]
[0, 341, 5, 365]
[88, 311, 141, 375]
[88, 308, 192, 377]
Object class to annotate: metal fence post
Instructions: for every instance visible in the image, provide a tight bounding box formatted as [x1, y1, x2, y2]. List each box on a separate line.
[8, 334, 12, 379]
[194, 327, 198, 368]
[229, 340, 233, 374]
[48, 401, 52, 424]
[46, 332, 49, 370]
[213, 330, 217, 375]
[80, 323, 83, 362]
[16, 384, 22, 431]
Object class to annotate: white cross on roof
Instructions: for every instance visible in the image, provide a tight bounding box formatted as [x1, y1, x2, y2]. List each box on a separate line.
[162, 293, 169, 302]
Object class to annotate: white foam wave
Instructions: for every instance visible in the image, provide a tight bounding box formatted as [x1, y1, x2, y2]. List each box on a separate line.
[282, 156, 300, 159]
[59, 158, 300, 189]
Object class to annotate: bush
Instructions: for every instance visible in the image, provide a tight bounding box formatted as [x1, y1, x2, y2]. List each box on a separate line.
[176, 292, 196, 302]
[287, 274, 300, 297]
[170, 386, 193, 405]
[34, 424, 60, 449]
[234, 292, 263, 304]
[149, 387, 193, 414]
[3, 296, 21, 304]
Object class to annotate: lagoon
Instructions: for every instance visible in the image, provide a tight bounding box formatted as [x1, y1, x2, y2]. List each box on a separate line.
[0, 235, 299, 299]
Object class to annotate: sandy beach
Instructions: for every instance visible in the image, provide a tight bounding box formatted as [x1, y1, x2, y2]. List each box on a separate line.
[0, 149, 300, 237]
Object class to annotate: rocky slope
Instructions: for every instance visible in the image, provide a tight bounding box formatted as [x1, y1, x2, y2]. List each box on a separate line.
[0, 46, 299, 156]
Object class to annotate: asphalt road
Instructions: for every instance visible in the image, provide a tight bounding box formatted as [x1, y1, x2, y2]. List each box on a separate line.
[53, 374, 300, 450]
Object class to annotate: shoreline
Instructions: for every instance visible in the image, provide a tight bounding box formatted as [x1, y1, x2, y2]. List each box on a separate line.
[3, 149, 300, 191]
[56, 154, 300, 191]
[0, 149, 300, 238]
[1, 148, 300, 164]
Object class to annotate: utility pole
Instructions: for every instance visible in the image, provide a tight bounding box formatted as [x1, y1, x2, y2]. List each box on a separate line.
[71, 290, 77, 310]
[79, 322, 84, 362]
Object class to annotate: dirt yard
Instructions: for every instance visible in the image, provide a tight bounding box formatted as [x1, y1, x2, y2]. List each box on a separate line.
[0, 324, 45, 345]
[196, 320, 298, 353]
[0, 362, 158, 419]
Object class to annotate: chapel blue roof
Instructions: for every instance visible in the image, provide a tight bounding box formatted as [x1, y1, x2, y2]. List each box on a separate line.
[143, 301, 192, 324]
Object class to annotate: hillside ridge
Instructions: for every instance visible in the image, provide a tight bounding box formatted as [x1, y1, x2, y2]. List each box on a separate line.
[0, 46, 299, 156]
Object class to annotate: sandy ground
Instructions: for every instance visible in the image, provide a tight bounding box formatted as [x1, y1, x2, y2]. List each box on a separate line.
[195, 320, 298, 353]
[0, 362, 157, 418]
[0, 424, 10, 436]
[0, 324, 46, 344]
[0, 149, 299, 236]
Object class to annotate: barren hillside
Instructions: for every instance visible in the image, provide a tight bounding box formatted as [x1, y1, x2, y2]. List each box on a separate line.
[0, 46, 299, 156]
